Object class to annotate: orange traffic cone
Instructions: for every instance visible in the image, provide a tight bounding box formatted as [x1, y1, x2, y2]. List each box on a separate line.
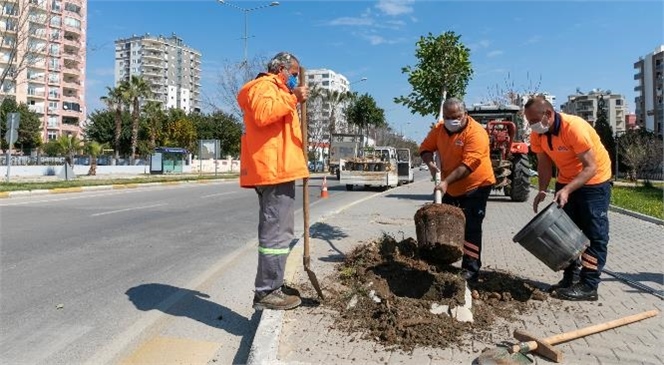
[320, 176, 329, 198]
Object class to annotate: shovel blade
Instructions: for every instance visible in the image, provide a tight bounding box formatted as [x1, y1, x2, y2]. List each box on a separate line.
[474, 346, 533, 365]
[305, 265, 325, 300]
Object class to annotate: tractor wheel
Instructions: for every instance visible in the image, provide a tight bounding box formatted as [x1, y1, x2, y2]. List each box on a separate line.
[510, 155, 531, 202]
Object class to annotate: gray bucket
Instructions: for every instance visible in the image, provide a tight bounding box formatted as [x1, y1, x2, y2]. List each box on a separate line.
[512, 202, 589, 271]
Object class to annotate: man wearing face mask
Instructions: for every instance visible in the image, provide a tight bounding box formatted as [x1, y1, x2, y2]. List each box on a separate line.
[525, 96, 612, 301]
[237, 52, 309, 310]
[419, 98, 496, 282]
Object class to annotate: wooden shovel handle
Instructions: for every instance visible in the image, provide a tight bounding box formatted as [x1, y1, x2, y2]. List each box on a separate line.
[544, 309, 659, 345]
[299, 66, 310, 260]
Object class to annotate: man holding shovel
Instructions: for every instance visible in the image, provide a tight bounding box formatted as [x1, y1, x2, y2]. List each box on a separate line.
[525, 96, 612, 301]
[419, 98, 496, 282]
[237, 52, 309, 310]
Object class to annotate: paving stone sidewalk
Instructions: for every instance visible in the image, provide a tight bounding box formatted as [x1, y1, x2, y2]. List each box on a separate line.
[278, 180, 663, 365]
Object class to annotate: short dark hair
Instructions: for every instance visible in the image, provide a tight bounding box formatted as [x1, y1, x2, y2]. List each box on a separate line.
[524, 95, 553, 112]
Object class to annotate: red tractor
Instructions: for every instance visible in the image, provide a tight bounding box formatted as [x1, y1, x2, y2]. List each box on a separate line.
[467, 104, 531, 202]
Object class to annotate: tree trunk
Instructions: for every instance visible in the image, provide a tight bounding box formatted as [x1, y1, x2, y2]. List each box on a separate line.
[88, 155, 97, 176]
[114, 109, 122, 164]
[130, 99, 139, 164]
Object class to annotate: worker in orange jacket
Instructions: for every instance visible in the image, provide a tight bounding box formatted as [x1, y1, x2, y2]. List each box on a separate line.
[419, 98, 496, 283]
[526, 96, 612, 301]
[237, 52, 309, 310]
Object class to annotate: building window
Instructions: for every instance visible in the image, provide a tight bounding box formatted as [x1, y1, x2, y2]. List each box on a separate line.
[63, 16, 80, 29]
[48, 87, 60, 98]
[615, 99, 622, 106]
[48, 115, 59, 127]
[48, 131, 58, 140]
[322, 81, 330, 86]
[64, 2, 81, 14]
[52, 0, 62, 11]
[322, 73, 329, 78]
[50, 15, 61, 27]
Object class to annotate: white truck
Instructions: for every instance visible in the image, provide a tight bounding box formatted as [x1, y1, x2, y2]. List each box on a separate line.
[339, 146, 399, 191]
[329, 133, 366, 180]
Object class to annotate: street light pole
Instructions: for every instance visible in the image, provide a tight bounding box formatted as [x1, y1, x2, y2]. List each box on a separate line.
[217, 0, 280, 67]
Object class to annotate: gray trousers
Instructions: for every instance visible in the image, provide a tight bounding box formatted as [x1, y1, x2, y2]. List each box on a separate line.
[254, 181, 296, 295]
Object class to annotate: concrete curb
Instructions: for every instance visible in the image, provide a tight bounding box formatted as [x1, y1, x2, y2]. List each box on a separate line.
[0, 178, 235, 199]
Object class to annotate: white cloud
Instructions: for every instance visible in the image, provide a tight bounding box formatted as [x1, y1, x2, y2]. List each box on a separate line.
[326, 16, 374, 27]
[359, 33, 406, 46]
[375, 0, 415, 16]
[487, 50, 504, 58]
[468, 39, 491, 51]
[523, 35, 542, 45]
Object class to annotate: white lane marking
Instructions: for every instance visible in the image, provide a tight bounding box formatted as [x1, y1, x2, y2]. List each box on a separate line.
[200, 191, 237, 199]
[91, 203, 167, 217]
[0, 182, 234, 207]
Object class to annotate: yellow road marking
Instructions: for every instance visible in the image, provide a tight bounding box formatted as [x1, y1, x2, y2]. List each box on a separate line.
[118, 336, 220, 365]
[51, 187, 83, 194]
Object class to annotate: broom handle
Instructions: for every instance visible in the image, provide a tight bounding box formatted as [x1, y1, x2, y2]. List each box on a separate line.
[299, 66, 310, 261]
[514, 309, 658, 353]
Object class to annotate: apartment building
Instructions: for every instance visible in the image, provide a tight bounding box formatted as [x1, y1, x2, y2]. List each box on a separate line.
[560, 89, 627, 133]
[634, 45, 664, 135]
[114, 33, 201, 113]
[306, 68, 351, 133]
[1, 0, 87, 142]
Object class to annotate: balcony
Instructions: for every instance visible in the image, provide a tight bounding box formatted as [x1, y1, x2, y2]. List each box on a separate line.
[62, 79, 80, 88]
[27, 89, 45, 98]
[62, 52, 79, 62]
[634, 85, 642, 92]
[28, 105, 45, 114]
[142, 44, 163, 52]
[27, 73, 45, 83]
[47, 77, 60, 85]
[143, 52, 163, 60]
[63, 37, 80, 47]
[634, 73, 642, 80]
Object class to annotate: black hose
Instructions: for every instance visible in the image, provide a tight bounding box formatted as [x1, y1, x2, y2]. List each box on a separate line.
[603, 268, 664, 300]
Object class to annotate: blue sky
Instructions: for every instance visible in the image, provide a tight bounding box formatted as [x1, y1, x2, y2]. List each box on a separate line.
[85, 0, 663, 142]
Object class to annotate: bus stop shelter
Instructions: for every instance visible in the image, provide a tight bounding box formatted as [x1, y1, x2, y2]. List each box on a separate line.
[150, 147, 188, 174]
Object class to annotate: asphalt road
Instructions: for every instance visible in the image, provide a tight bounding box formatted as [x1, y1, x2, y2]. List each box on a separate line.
[0, 174, 415, 365]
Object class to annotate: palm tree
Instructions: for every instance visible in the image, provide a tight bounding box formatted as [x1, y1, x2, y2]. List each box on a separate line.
[143, 100, 165, 152]
[100, 86, 124, 164]
[54, 134, 83, 166]
[84, 140, 108, 176]
[320, 89, 352, 135]
[120, 75, 152, 164]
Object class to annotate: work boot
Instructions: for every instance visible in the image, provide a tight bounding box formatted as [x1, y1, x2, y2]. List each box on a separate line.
[281, 283, 301, 297]
[253, 287, 301, 311]
[555, 282, 598, 301]
[548, 276, 578, 293]
[459, 269, 479, 284]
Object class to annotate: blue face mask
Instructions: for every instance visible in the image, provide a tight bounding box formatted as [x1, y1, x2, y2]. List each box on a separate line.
[286, 74, 298, 90]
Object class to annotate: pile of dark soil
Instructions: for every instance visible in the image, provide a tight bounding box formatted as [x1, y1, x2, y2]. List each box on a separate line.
[325, 234, 551, 352]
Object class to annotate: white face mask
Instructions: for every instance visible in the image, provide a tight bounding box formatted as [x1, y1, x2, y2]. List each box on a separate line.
[530, 115, 550, 134]
[531, 122, 549, 134]
[444, 118, 462, 132]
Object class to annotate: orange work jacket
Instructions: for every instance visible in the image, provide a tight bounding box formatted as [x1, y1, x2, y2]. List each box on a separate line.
[237, 73, 309, 187]
[419, 116, 496, 197]
[530, 112, 612, 185]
